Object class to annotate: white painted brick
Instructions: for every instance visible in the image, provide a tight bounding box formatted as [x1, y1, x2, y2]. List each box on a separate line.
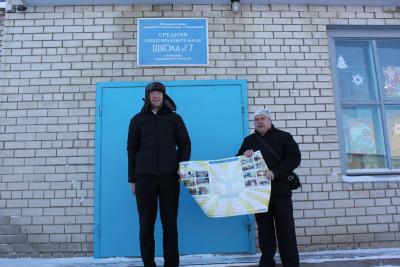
[71, 234, 86, 242]
[315, 200, 335, 209]
[357, 216, 377, 224]
[334, 199, 354, 208]
[50, 234, 72, 243]
[329, 191, 349, 199]
[42, 208, 64, 216]
[370, 190, 386, 198]
[305, 226, 326, 235]
[366, 207, 387, 215]
[353, 233, 374, 242]
[43, 225, 64, 234]
[316, 217, 336, 226]
[368, 224, 389, 233]
[31, 213, 53, 224]
[346, 208, 366, 216]
[28, 235, 50, 243]
[308, 192, 329, 201]
[64, 224, 81, 234]
[337, 216, 357, 225]
[6, 200, 29, 208]
[332, 234, 353, 243]
[375, 198, 391, 206]
[312, 235, 333, 244]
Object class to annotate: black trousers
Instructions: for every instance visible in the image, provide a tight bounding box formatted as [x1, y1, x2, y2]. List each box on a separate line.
[255, 194, 299, 267]
[135, 174, 180, 267]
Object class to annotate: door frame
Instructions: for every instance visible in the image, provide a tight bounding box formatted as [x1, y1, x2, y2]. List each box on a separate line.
[94, 80, 254, 258]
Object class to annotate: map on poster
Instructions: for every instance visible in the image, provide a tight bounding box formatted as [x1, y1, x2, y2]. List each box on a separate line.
[179, 151, 271, 218]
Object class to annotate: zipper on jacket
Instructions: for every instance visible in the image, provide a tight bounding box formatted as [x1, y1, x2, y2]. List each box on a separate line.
[154, 112, 160, 175]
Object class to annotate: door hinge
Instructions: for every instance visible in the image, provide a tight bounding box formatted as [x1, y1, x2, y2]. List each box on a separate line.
[248, 221, 252, 232]
[98, 106, 103, 116]
[242, 104, 246, 115]
[96, 224, 101, 238]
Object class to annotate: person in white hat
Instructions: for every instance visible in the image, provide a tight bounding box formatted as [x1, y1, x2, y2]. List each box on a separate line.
[237, 108, 301, 267]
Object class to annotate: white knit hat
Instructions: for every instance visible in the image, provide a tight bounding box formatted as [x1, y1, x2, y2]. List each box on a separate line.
[253, 108, 272, 120]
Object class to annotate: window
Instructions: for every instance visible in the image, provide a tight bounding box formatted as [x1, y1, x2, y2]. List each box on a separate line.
[329, 27, 400, 175]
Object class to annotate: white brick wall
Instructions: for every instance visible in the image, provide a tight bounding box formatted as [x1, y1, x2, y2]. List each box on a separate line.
[0, 11, 4, 66]
[0, 4, 399, 257]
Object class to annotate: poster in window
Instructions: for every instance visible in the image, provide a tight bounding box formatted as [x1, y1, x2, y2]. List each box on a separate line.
[383, 65, 400, 97]
[348, 119, 377, 155]
[387, 111, 400, 158]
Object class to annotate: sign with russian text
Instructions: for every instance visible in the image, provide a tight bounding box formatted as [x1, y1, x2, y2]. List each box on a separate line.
[137, 18, 208, 66]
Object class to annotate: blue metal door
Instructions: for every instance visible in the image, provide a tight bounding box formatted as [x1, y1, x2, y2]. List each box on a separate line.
[94, 80, 254, 258]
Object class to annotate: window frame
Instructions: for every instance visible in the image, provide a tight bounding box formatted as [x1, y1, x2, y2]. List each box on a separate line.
[327, 26, 400, 179]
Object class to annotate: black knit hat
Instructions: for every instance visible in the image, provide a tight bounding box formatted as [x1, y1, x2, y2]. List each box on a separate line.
[145, 82, 166, 97]
[141, 81, 176, 112]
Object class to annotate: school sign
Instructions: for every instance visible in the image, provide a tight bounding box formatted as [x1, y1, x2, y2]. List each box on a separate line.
[137, 18, 209, 66]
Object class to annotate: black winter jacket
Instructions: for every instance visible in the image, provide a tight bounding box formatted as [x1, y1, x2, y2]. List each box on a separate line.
[127, 107, 191, 182]
[237, 125, 301, 196]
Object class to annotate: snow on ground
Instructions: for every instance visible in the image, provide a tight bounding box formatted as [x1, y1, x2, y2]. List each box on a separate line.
[297, 247, 400, 264]
[0, 248, 399, 267]
[0, 256, 134, 267]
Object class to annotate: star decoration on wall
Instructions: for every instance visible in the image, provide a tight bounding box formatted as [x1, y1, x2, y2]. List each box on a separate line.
[352, 73, 364, 87]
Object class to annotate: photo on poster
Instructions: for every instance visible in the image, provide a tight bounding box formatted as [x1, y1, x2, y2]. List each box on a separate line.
[245, 179, 257, 188]
[243, 171, 257, 179]
[240, 157, 254, 165]
[183, 179, 196, 187]
[197, 186, 210, 195]
[188, 187, 197, 195]
[242, 164, 255, 171]
[256, 170, 267, 179]
[196, 177, 210, 185]
[195, 171, 209, 178]
[255, 161, 266, 169]
[185, 171, 196, 178]
[258, 178, 269, 186]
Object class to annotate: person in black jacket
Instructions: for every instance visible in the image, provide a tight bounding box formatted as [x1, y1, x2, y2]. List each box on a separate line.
[127, 82, 191, 267]
[237, 108, 301, 267]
